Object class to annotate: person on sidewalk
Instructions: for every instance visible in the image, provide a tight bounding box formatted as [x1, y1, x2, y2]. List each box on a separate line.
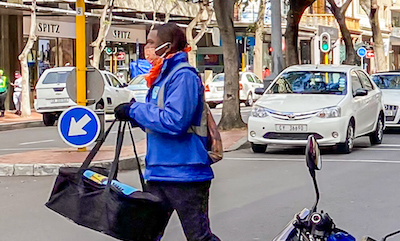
[0, 70, 7, 117]
[114, 23, 220, 241]
[10, 71, 22, 115]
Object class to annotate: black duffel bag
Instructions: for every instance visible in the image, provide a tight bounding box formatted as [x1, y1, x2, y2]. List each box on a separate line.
[45, 121, 169, 241]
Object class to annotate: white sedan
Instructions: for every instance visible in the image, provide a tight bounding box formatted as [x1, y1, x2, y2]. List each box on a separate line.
[205, 72, 264, 108]
[248, 65, 385, 154]
[371, 72, 400, 127]
[34, 67, 135, 126]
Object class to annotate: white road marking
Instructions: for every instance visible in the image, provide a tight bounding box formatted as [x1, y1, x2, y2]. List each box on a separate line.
[357, 148, 400, 151]
[19, 140, 54, 146]
[0, 148, 48, 151]
[377, 144, 400, 147]
[224, 157, 400, 164]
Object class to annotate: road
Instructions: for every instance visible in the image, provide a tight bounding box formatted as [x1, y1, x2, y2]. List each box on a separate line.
[1, 127, 400, 240]
[0, 105, 252, 155]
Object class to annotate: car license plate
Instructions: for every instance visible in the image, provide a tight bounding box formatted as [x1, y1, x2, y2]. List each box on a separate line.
[385, 110, 395, 116]
[275, 124, 307, 132]
[50, 98, 69, 104]
[217, 87, 223, 91]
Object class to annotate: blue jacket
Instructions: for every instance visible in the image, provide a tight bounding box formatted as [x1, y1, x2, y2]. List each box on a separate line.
[129, 52, 214, 182]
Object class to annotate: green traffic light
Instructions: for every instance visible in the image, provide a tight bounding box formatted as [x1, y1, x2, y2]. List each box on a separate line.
[322, 43, 329, 51]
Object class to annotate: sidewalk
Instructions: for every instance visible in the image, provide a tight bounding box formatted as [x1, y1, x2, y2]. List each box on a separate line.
[0, 124, 248, 176]
[0, 110, 43, 131]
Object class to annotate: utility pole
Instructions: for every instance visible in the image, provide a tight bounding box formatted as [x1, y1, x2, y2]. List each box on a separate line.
[271, 0, 283, 78]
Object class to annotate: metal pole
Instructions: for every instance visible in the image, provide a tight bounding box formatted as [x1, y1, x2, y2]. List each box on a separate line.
[76, 0, 86, 151]
[271, 0, 283, 78]
[361, 57, 364, 69]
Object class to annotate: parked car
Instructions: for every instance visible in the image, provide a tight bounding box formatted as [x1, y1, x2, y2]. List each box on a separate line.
[248, 65, 385, 154]
[371, 72, 400, 128]
[205, 72, 264, 108]
[127, 74, 148, 103]
[34, 67, 135, 126]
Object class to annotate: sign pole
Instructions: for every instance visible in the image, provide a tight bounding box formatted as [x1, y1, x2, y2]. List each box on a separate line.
[76, 0, 87, 152]
[361, 57, 364, 70]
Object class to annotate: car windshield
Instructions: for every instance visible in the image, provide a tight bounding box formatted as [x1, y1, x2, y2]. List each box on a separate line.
[213, 73, 242, 82]
[42, 71, 69, 84]
[371, 74, 400, 89]
[269, 71, 347, 95]
[129, 75, 146, 85]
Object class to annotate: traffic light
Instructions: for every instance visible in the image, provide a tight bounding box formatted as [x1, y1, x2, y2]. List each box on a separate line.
[320, 32, 331, 53]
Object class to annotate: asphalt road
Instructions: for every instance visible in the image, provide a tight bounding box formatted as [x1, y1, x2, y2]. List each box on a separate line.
[0, 105, 252, 155]
[1, 129, 400, 240]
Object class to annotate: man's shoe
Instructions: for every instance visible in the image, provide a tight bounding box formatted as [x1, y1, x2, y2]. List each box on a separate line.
[0, 112, 4, 117]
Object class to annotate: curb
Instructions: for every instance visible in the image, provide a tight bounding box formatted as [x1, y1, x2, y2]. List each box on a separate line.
[224, 136, 249, 152]
[0, 136, 248, 177]
[0, 155, 146, 177]
[0, 120, 44, 132]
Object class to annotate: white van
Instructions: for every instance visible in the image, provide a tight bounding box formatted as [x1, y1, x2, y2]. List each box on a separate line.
[34, 67, 135, 126]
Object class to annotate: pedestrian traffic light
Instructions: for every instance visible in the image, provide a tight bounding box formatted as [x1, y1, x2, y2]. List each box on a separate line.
[320, 32, 331, 53]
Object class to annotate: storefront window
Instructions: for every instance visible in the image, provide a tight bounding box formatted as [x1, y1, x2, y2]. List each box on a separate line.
[38, 38, 56, 76]
[58, 38, 75, 67]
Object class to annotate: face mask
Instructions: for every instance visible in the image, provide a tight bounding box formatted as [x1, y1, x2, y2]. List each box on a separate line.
[145, 42, 171, 64]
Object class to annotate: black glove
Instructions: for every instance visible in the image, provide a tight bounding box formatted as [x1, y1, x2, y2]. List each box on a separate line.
[114, 102, 132, 121]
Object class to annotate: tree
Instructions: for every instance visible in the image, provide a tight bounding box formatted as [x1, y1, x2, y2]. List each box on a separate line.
[360, 0, 386, 71]
[253, 0, 266, 79]
[214, 0, 246, 130]
[327, 0, 358, 65]
[186, 0, 213, 67]
[90, 0, 114, 69]
[18, 0, 37, 117]
[150, 0, 178, 29]
[285, 0, 316, 67]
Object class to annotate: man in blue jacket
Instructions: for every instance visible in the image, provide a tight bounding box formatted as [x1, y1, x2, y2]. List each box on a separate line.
[114, 23, 220, 241]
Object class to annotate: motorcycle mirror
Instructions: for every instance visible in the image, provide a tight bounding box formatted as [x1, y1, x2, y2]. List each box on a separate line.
[306, 135, 322, 174]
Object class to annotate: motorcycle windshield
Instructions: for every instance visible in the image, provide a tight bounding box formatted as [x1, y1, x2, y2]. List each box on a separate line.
[272, 208, 310, 241]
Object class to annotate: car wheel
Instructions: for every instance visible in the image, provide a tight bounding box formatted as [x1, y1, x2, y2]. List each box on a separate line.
[245, 93, 254, 106]
[208, 103, 217, 109]
[369, 115, 383, 145]
[43, 113, 56, 126]
[251, 143, 267, 153]
[336, 122, 355, 154]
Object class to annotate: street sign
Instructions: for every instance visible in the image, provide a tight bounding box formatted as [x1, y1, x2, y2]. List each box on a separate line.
[66, 66, 105, 106]
[117, 52, 126, 60]
[357, 47, 367, 58]
[366, 50, 375, 58]
[318, 26, 339, 42]
[58, 106, 101, 148]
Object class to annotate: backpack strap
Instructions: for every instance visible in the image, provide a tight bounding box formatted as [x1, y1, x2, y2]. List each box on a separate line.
[157, 62, 193, 109]
[155, 62, 208, 137]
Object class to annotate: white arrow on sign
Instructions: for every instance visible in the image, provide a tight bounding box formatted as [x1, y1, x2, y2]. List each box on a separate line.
[68, 114, 91, 136]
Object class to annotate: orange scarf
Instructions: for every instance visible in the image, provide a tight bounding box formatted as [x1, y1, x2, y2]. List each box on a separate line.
[145, 47, 191, 88]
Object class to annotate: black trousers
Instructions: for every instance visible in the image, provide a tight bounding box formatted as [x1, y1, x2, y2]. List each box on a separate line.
[0, 92, 6, 112]
[146, 181, 221, 241]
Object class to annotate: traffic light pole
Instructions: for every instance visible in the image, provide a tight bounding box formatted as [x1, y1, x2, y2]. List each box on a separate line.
[76, 0, 87, 151]
[271, 0, 283, 78]
[324, 53, 329, 65]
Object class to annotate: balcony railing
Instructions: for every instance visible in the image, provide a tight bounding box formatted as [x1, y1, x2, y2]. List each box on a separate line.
[300, 14, 360, 32]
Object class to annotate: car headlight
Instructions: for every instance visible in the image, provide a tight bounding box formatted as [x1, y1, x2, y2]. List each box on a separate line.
[252, 106, 269, 118]
[318, 106, 341, 118]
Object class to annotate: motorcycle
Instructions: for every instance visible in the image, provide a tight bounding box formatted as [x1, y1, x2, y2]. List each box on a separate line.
[272, 135, 400, 241]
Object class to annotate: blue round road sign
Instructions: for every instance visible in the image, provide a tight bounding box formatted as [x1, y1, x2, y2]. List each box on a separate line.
[58, 106, 100, 148]
[357, 47, 367, 58]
